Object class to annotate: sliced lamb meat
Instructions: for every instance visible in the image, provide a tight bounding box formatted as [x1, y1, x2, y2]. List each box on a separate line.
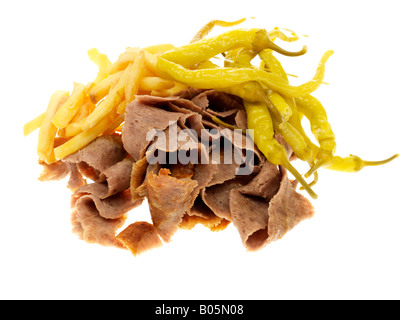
[71, 196, 128, 248]
[65, 135, 127, 174]
[73, 158, 133, 200]
[38, 160, 86, 192]
[266, 168, 315, 243]
[130, 156, 149, 201]
[98, 158, 133, 196]
[235, 109, 247, 130]
[65, 162, 86, 191]
[122, 96, 190, 161]
[207, 148, 241, 186]
[169, 162, 195, 179]
[229, 167, 314, 251]
[229, 189, 270, 251]
[238, 161, 282, 200]
[38, 160, 69, 181]
[116, 221, 163, 256]
[72, 189, 141, 220]
[145, 122, 198, 157]
[201, 176, 253, 220]
[187, 162, 219, 212]
[146, 168, 198, 242]
[180, 196, 230, 232]
[191, 89, 243, 114]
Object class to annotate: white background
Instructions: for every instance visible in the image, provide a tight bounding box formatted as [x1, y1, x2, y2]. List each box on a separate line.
[1, 0, 399, 300]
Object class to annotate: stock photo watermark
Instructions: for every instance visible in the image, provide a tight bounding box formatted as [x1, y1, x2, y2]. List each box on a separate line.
[145, 122, 256, 175]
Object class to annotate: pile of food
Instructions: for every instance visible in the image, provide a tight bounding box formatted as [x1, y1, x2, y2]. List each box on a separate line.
[24, 19, 398, 256]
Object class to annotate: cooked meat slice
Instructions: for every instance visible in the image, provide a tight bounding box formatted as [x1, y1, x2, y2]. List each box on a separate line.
[122, 97, 189, 161]
[130, 156, 149, 201]
[71, 198, 128, 248]
[65, 162, 86, 191]
[180, 196, 230, 232]
[71, 158, 133, 199]
[230, 167, 315, 251]
[229, 189, 270, 251]
[38, 160, 69, 181]
[238, 162, 281, 200]
[180, 214, 230, 232]
[207, 149, 241, 186]
[98, 158, 133, 196]
[201, 176, 252, 220]
[38, 161, 86, 192]
[65, 135, 127, 173]
[146, 168, 198, 242]
[72, 189, 141, 220]
[169, 162, 194, 179]
[187, 162, 219, 209]
[235, 109, 247, 130]
[266, 168, 315, 243]
[191, 89, 243, 114]
[116, 222, 163, 256]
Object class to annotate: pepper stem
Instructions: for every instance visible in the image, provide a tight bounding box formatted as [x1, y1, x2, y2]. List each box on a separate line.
[268, 40, 308, 57]
[358, 154, 399, 169]
[283, 159, 318, 199]
[211, 115, 246, 133]
[254, 29, 308, 57]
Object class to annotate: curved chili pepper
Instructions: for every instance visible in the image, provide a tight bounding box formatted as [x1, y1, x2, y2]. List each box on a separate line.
[158, 49, 331, 98]
[190, 18, 247, 43]
[245, 100, 317, 199]
[161, 28, 306, 69]
[295, 94, 336, 177]
[326, 154, 398, 172]
[259, 46, 320, 183]
[222, 48, 314, 164]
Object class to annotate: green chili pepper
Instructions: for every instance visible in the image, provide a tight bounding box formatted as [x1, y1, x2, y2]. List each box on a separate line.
[190, 18, 247, 43]
[326, 154, 398, 172]
[295, 94, 336, 177]
[161, 28, 307, 69]
[244, 100, 317, 199]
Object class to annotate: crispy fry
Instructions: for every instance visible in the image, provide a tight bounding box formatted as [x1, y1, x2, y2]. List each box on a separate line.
[143, 51, 160, 75]
[88, 70, 123, 103]
[23, 112, 45, 136]
[80, 64, 134, 130]
[63, 122, 83, 137]
[109, 47, 140, 74]
[125, 50, 145, 104]
[151, 81, 187, 97]
[88, 48, 112, 84]
[54, 112, 118, 160]
[37, 91, 70, 163]
[139, 76, 175, 91]
[52, 82, 87, 129]
[71, 98, 95, 122]
[116, 100, 127, 115]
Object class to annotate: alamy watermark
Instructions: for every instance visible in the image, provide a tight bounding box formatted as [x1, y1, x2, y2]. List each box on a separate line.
[145, 121, 256, 175]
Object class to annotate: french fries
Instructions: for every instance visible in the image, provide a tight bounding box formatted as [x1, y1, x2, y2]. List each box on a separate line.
[52, 82, 87, 129]
[140, 76, 175, 91]
[87, 48, 112, 84]
[54, 111, 119, 161]
[37, 91, 70, 163]
[125, 50, 145, 104]
[80, 62, 132, 131]
[109, 47, 140, 74]
[24, 42, 181, 161]
[88, 71, 123, 103]
[23, 112, 45, 137]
